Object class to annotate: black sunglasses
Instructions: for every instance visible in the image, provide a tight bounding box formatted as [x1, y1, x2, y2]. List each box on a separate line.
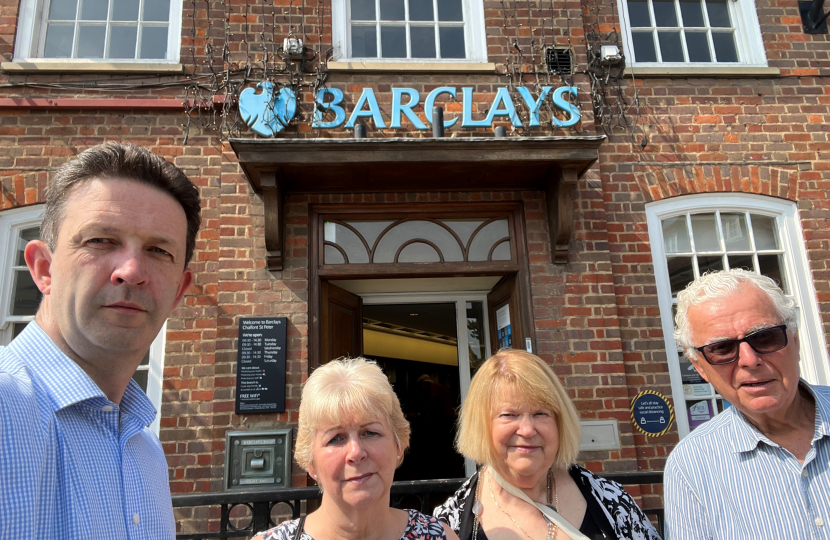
[695, 325, 789, 365]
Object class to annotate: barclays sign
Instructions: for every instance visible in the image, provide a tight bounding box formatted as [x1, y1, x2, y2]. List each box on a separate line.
[239, 83, 581, 137]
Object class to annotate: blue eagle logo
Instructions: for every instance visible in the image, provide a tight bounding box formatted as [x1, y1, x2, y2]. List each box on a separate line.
[239, 82, 297, 137]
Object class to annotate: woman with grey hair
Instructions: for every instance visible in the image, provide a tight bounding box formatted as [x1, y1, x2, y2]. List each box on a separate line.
[252, 357, 459, 540]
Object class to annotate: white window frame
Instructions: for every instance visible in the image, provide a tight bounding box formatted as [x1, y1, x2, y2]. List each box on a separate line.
[646, 194, 830, 438]
[12, 0, 183, 62]
[0, 205, 166, 434]
[617, 0, 768, 68]
[0, 205, 44, 344]
[331, 0, 487, 63]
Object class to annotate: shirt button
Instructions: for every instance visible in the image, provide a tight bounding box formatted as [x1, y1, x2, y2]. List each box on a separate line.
[133, 514, 140, 525]
[102, 405, 114, 412]
[816, 517, 825, 527]
[802, 470, 809, 478]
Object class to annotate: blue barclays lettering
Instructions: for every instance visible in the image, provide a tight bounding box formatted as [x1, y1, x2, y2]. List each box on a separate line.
[245, 84, 581, 134]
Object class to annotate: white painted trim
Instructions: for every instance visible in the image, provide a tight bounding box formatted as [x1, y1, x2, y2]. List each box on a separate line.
[146, 322, 167, 434]
[331, 0, 487, 63]
[646, 193, 830, 438]
[12, 0, 183, 62]
[617, 0, 768, 67]
[0, 205, 44, 344]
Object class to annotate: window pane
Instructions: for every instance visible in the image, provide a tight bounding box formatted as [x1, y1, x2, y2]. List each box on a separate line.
[727, 254, 753, 271]
[686, 32, 711, 62]
[627, 0, 651, 27]
[15, 227, 40, 266]
[658, 31, 683, 61]
[721, 213, 750, 251]
[653, 0, 678, 26]
[12, 322, 28, 340]
[750, 214, 778, 250]
[667, 256, 694, 295]
[758, 254, 786, 292]
[380, 25, 406, 57]
[11, 269, 41, 316]
[469, 219, 509, 261]
[439, 26, 465, 58]
[697, 255, 724, 275]
[45, 24, 75, 57]
[139, 25, 168, 58]
[109, 25, 137, 57]
[143, 0, 170, 22]
[112, 0, 139, 20]
[49, 0, 79, 20]
[706, 0, 731, 27]
[325, 245, 346, 264]
[662, 216, 691, 253]
[380, 0, 404, 20]
[77, 24, 106, 57]
[132, 367, 149, 392]
[712, 32, 737, 62]
[351, 25, 377, 57]
[351, 0, 375, 20]
[632, 31, 657, 62]
[411, 26, 436, 58]
[80, 0, 108, 20]
[437, 0, 462, 21]
[467, 302, 486, 375]
[690, 214, 719, 251]
[410, 0, 434, 21]
[398, 242, 442, 262]
[679, 0, 705, 26]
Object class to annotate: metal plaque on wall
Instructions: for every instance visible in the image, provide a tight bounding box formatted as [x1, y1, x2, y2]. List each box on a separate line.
[235, 317, 287, 414]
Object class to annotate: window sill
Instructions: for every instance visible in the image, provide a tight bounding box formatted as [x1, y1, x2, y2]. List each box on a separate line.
[1, 61, 184, 73]
[627, 65, 780, 77]
[327, 61, 496, 73]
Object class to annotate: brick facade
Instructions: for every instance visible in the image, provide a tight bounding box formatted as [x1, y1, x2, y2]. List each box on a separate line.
[2, 0, 828, 533]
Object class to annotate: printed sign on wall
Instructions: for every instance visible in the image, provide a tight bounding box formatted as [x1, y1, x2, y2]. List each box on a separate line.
[630, 390, 675, 437]
[235, 317, 287, 414]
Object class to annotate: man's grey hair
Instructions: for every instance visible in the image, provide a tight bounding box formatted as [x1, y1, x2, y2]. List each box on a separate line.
[674, 269, 798, 360]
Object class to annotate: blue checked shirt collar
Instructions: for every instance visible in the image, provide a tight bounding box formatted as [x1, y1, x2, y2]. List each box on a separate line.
[9, 322, 157, 427]
[729, 380, 830, 454]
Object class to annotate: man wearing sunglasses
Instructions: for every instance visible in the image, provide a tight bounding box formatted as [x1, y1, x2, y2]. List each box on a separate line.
[664, 269, 830, 540]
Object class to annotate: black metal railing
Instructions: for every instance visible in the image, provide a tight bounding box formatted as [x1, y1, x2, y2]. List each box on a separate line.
[173, 472, 664, 540]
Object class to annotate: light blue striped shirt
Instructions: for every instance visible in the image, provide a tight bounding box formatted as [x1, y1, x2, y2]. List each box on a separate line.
[0, 323, 175, 540]
[665, 381, 830, 540]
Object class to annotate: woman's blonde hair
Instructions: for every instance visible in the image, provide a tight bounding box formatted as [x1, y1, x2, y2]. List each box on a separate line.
[456, 349, 581, 470]
[294, 357, 411, 471]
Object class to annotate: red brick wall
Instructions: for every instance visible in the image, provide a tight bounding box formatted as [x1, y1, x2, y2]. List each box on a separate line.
[2, 0, 829, 530]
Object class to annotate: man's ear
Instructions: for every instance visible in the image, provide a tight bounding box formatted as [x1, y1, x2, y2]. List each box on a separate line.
[24, 240, 53, 295]
[172, 269, 194, 308]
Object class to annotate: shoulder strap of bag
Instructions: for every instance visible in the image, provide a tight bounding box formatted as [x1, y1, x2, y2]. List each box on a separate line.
[293, 515, 307, 540]
[488, 468, 589, 540]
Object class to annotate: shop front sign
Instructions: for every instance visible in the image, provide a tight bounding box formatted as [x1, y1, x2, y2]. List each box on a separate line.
[239, 83, 581, 136]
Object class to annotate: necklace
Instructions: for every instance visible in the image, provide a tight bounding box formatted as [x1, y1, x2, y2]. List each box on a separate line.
[487, 468, 558, 540]
[471, 467, 485, 540]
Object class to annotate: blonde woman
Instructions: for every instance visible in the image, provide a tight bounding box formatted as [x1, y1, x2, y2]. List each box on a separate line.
[252, 357, 459, 540]
[433, 350, 660, 540]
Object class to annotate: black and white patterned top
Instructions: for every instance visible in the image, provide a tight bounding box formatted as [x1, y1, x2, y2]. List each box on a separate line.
[253, 508, 449, 540]
[432, 465, 662, 540]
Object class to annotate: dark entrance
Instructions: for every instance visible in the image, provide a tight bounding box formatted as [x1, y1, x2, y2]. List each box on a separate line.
[362, 302, 465, 480]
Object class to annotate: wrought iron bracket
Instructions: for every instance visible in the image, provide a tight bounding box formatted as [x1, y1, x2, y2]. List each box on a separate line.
[547, 168, 578, 264]
[260, 172, 284, 271]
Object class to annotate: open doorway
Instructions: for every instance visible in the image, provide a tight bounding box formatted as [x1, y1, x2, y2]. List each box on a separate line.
[317, 275, 533, 478]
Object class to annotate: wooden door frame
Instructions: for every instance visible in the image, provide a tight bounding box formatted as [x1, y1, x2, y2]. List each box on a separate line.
[309, 201, 536, 369]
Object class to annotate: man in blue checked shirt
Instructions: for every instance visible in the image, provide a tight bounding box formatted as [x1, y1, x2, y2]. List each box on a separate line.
[665, 269, 830, 539]
[0, 142, 200, 540]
